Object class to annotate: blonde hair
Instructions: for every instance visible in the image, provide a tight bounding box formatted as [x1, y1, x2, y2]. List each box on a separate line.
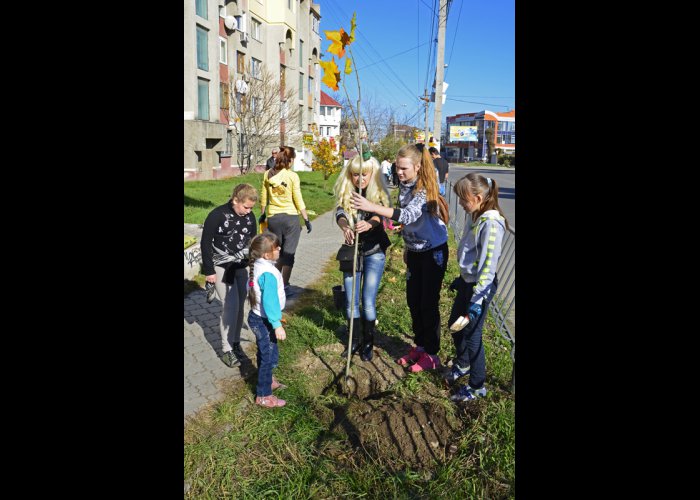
[333, 155, 390, 228]
[247, 232, 281, 309]
[232, 183, 258, 203]
[396, 144, 449, 224]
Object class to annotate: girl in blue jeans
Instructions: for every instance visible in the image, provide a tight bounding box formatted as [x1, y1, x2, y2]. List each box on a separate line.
[247, 233, 288, 408]
[446, 173, 509, 402]
[334, 154, 391, 362]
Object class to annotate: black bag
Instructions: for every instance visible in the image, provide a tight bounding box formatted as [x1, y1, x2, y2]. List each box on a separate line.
[336, 244, 358, 273]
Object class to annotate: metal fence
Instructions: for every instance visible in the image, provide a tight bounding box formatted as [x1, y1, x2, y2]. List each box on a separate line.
[444, 180, 515, 390]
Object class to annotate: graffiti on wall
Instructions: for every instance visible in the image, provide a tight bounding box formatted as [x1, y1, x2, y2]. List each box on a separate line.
[184, 246, 202, 268]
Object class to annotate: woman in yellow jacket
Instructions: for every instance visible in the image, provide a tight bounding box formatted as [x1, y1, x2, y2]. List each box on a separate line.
[258, 145, 311, 296]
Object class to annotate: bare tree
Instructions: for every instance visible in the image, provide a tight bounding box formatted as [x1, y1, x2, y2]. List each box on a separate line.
[226, 65, 301, 174]
[337, 94, 392, 152]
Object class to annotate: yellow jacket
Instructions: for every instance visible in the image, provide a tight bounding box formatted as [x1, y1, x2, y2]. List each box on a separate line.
[260, 168, 307, 216]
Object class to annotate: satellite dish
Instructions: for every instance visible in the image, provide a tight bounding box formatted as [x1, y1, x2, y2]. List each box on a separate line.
[224, 16, 237, 30]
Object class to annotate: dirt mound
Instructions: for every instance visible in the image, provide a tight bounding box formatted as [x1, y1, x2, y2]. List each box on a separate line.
[294, 341, 469, 470]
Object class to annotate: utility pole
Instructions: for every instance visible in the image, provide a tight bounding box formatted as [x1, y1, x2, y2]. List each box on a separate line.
[421, 89, 430, 145]
[433, 0, 449, 148]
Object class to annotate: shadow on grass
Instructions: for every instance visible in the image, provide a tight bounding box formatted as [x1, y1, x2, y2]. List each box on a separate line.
[184, 194, 216, 209]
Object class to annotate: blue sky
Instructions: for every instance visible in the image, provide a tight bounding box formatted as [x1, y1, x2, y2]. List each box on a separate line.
[318, 0, 514, 128]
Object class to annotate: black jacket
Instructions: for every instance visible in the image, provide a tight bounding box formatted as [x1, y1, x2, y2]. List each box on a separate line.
[201, 202, 257, 278]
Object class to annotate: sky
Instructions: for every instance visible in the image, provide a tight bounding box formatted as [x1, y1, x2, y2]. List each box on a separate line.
[317, 0, 514, 130]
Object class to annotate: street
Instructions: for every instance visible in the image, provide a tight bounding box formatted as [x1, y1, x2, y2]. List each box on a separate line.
[448, 165, 515, 230]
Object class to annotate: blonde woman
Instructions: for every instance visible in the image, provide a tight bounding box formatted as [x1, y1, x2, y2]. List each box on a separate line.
[334, 154, 391, 361]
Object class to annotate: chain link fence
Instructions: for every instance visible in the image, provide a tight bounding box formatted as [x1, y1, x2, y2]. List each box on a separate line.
[444, 180, 515, 391]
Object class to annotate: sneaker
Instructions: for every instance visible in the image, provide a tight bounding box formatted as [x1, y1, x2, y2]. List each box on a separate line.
[255, 395, 286, 408]
[450, 385, 487, 402]
[444, 363, 471, 385]
[408, 352, 441, 372]
[220, 351, 240, 368]
[271, 376, 287, 391]
[231, 343, 248, 363]
[396, 346, 424, 366]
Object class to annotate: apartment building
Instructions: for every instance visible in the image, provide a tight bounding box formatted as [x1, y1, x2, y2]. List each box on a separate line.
[184, 0, 322, 180]
[444, 109, 515, 163]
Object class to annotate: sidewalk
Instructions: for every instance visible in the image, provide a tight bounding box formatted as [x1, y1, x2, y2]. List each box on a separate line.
[184, 209, 342, 421]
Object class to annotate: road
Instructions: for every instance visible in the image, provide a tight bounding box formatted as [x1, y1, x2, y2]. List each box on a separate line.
[447, 166, 515, 230]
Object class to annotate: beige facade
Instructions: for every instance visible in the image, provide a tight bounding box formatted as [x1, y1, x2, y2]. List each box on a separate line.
[184, 0, 322, 179]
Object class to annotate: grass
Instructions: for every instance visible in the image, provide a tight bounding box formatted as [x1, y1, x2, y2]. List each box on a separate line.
[184, 220, 515, 498]
[184, 170, 341, 225]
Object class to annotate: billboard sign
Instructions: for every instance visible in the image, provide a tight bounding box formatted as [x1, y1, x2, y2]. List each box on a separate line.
[449, 125, 477, 142]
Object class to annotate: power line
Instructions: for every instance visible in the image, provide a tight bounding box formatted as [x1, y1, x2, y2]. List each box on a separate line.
[445, 0, 463, 81]
[446, 97, 511, 108]
[356, 42, 429, 70]
[450, 95, 514, 98]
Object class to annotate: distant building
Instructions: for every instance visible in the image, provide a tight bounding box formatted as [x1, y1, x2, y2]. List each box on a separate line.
[445, 109, 515, 162]
[318, 91, 341, 150]
[390, 124, 415, 141]
[184, 0, 323, 180]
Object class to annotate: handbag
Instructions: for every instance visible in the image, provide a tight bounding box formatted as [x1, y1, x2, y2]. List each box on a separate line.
[335, 244, 358, 273]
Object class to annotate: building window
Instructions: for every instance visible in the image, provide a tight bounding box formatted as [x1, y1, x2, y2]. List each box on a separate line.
[237, 51, 245, 74]
[288, 0, 292, 10]
[220, 82, 229, 110]
[196, 26, 209, 71]
[198, 78, 210, 120]
[196, 0, 207, 19]
[299, 105, 304, 131]
[251, 18, 261, 41]
[219, 37, 227, 65]
[320, 106, 326, 116]
[299, 39, 304, 67]
[312, 16, 319, 34]
[252, 58, 262, 79]
[298, 73, 303, 100]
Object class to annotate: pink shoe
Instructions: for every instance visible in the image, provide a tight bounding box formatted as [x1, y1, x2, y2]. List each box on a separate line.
[255, 395, 286, 408]
[396, 346, 424, 366]
[271, 377, 287, 391]
[408, 352, 441, 372]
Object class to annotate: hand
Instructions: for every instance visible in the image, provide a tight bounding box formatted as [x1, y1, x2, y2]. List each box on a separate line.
[467, 303, 482, 325]
[351, 191, 372, 212]
[304, 219, 312, 233]
[258, 212, 266, 224]
[449, 277, 462, 292]
[355, 220, 371, 234]
[206, 274, 216, 284]
[341, 225, 355, 244]
[274, 326, 287, 340]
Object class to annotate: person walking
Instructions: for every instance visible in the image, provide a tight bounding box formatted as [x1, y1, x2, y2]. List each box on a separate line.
[246, 233, 288, 408]
[446, 173, 509, 402]
[265, 147, 279, 171]
[351, 143, 449, 372]
[334, 153, 391, 361]
[429, 147, 449, 196]
[258, 145, 312, 296]
[201, 183, 258, 368]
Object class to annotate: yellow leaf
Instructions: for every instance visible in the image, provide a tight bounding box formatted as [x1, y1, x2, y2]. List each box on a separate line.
[319, 58, 340, 91]
[324, 28, 351, 59]
[344, 58, 352, 75]
[349, 12, 357, 43]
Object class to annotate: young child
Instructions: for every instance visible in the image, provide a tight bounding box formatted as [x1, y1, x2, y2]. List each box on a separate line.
[200, 183, 258, 368]
[334, 154, 391, 362]
[351, 143, 449, 372]
[246, 233, 288, 408]
[446, 173, 509, 402]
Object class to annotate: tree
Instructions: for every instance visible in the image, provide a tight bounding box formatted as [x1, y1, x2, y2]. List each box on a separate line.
[226, 65, 301, 174]
[485, 127, 495, 159]
[310, 138, 346, 181]
[337, 94, 391, 153]
[372, 135, 406, 162]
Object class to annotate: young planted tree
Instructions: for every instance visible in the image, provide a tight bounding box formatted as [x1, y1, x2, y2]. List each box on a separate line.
[226, 64, 301, 174]
[310, 138, 346, 181]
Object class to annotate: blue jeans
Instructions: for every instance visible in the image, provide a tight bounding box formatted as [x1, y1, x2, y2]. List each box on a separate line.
[247, 311, 279, 397]
[447, 275, 498, 390]
[439, 182, 446, 196]
[343, 251, 386, 321]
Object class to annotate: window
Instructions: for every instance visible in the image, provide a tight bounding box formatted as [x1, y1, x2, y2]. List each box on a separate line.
[299, 39, 304, 67]
[251, 18, 261, 41]
[196, 0, 207, 19]
[320, 106, 326, 116]
[198, 78, 210, 120]
[237, 51, 245, 74]
[288, 0, 292, 9]
[219, 37, 227, 64]
[220, 82, 229, 110]
[196, 26, 209, 71]
[298, 73, 303, 100]
[252, 58, 262, 79]
[312, 16, 320, 34]
[299, 105, 303, 131]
